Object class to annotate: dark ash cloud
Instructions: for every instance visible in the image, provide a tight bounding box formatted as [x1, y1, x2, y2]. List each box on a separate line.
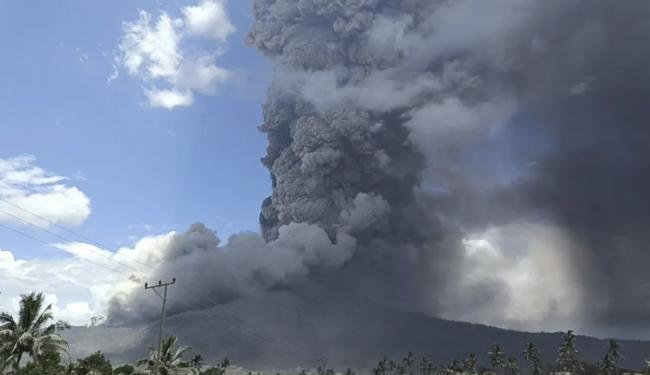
[110, 0, 650, 338]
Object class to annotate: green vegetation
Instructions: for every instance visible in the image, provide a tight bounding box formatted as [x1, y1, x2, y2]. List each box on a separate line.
[0, 292, 229, 375]
[0, 292, 69, 372]
[489, 345, 506, 373]
[0, 291, 646, 375]
[558, 330, 584, 374]
[597, 340, 622, 375]
[523, 343, 543, 375]
[74, 352, 112, 375]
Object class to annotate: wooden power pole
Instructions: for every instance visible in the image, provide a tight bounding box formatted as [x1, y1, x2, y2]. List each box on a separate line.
[145, 278, 176, 375]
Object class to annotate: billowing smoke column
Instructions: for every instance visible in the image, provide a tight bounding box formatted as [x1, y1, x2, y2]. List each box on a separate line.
[111, 0, 650, 337]
[251, 3, 438, 245]
[246, 0, 650, 334]
[242, 0, 493, 319]
[243, 0, 528, 321]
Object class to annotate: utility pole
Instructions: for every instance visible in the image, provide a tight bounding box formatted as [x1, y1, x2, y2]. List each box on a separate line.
[145, 278, 176, 375]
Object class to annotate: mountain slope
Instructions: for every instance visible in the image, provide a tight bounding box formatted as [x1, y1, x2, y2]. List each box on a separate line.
[65, 291, 650, 369]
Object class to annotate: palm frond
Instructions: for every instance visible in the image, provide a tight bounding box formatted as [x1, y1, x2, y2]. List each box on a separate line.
[32, 305, 54, 331]
[0, 313, 16, 328]
[18, 293, 46, 330]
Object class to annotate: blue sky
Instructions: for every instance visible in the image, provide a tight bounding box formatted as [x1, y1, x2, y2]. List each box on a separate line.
[0, 0, 270, 260]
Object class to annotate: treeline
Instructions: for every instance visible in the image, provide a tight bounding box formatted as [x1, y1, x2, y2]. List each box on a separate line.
[1, 292, 649, 375]
[369, 331, 634, 375]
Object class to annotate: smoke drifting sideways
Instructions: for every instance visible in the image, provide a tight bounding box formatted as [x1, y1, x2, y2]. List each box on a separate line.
[108, 222, 357, 324]
[110, 0, 650, 337]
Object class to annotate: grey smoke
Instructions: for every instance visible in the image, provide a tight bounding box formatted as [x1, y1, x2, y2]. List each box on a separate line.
[109, 223, 357, 324]
[111, 0, 650, 338]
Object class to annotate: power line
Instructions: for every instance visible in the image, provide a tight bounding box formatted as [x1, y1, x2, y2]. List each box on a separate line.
[0, 202, 269, 338]
[0, 198, 319, 356]
[0, 197, 155, 271]
[0, 219, 276, 345]
[0, 201, 277, 340]
[0, 222, 128, 277]
[0, 201, 279, 347]
[0, 205, 148, 275]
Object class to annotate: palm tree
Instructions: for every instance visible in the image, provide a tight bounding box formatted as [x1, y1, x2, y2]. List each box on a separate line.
[135, 336, 197, 375]
[489, 345, 506, 372]
[523, 343, 544, 375]
[0, 292, 69, 371]
[558, 330, 584, 374]
[598, 339, 622, 375]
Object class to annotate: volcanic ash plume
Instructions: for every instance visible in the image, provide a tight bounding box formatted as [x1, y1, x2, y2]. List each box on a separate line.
[108, 222, 356, 323]
[246, 0, 650, 334]
[245, 0, 526, 319]
[112, 0, 650, 337]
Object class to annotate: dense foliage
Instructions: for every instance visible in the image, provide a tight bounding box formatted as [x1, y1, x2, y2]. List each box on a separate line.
[0, 292, 69, 373]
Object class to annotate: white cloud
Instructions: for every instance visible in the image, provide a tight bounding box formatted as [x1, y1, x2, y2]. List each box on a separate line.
[53, 242, 116, 265]
[145, 88, 193, 109]
[121, 11, 182, 79]
[177, 55, 231, 94]
[0, 232, 174, 326]
[0, 156, 91, 227]
[0, 248, 119, 326]
[182, 0, 235, 41]
[117, 1, 235, 109]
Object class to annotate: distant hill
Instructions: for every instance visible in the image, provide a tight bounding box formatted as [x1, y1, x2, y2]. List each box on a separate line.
[64, 291, 650, 370]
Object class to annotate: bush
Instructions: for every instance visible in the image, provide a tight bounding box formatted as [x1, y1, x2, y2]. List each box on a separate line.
[113, 364, 135, 375]
[74, 352, 112, 375]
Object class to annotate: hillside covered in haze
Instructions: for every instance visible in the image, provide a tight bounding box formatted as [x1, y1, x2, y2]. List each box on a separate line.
[65, 291, 650, 369]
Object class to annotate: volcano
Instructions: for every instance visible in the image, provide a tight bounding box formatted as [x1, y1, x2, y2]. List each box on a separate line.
[65, 291, 650, 370]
